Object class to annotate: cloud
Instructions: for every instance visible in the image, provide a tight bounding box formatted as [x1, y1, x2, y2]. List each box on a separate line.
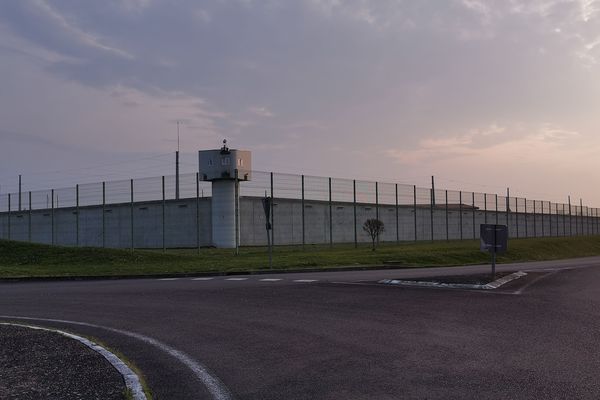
[2, 0, 600, 201]
[35, 0, 133, 59]
[579, 0, 600, 21]
[247, 106, 274, 118]
[385, 123, 584, 166]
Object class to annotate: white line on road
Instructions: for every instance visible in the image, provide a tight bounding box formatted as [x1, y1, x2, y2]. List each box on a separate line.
[259, 278, 282, 282]
[293, 279, 318, 283]
[225, 278, 248, 281]
[0, 315, 234, 400]
[157, 278, 179, 281]
[192, 277, 215, 281]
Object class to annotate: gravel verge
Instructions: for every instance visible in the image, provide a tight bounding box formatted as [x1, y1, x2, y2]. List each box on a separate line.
[0, 324, 126, 400]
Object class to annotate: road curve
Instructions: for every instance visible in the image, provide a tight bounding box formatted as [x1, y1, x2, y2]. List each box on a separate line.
[2, 256, 600, 399]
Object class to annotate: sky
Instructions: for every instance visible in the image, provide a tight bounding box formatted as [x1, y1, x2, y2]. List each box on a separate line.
[1, 0, 600, 204]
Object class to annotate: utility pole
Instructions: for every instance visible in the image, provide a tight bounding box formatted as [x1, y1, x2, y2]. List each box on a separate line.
[175, 120, 180, 200]
[18, 175, 22, 211]
[430, 176, 435, 241]
[431, 176, 436, 206]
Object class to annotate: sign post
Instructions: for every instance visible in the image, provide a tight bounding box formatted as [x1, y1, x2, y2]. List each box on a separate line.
[480, 224, 508, 278]
[262, 195, 273, 269]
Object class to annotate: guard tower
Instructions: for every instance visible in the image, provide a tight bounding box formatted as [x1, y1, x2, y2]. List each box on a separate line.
[199, 140, 251, 248]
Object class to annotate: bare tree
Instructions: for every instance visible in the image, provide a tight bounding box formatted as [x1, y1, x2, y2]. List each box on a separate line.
[363, 219, 385, 251]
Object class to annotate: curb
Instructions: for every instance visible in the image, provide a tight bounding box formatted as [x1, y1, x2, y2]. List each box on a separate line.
[0, 264, 432, 283]
[379, 271, 528, 290]
[0, 322, 147, 400]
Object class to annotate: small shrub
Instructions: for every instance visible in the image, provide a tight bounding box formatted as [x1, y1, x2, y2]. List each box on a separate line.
[363, 219, 385, 251]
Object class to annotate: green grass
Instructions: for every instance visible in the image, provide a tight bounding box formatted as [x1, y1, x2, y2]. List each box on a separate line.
[2, 236, 600, 279]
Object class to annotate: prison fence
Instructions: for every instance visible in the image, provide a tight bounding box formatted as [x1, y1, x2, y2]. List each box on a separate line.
[0, 170, 598, 249]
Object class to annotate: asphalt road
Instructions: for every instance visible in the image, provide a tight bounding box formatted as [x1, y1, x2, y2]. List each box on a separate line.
[2, 257, 600, 399]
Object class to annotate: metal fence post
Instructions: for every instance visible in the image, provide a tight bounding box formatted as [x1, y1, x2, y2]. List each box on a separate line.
[549, 201, 552, 237]
[568, 196, 572, 236]
[301, 174, 305, 249]
[472, 192, 476, 239]
[495, 194, 498, 225]
[196, 172, 200, 254]
[506, 189, 510, 235]
[395, 183, 399, 244]
[234, 169, 240, 255]
[583, 204, 586, 236]
[570, 203, 573, 236]
[484, 194, 488, 224]
[562, 203, 566, 236]
[541, 201, 545, 237]
[130, 179, 134, 252]
[375, 181, 379, 220]
[430, 186, 434, 242]
[76, 184, 79, 247]
[162, 176, 165, 253]
[51, 189, 54, 245]
[7, 193, 11, 241]
[533, 200, 538, 237]
[328, 177, 333, 247]
[270, 172, 274, 247]
[533, 200, 537, 237]
[551, 201, 555, 237]
[524, 198, 528, 237]
[459, 191, 463, 240]
[353, 179, 357, 248]
[587, 205, 590, 236]
[102, 182, 106, 248]
[28, 191, 32, 243]
[18, 175, 21, 211]
[556, 203, 559, 237]
[375, 181, 379, 244]
[445, 190, 449, 241]
[577, 199, 580, 236]
[515, 197, 519, 238]
[413, 185, 417, 242]
[581, 199, 585, 236]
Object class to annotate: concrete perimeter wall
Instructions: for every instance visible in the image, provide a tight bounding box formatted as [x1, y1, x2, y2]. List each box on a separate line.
[0, 196, 598, 248]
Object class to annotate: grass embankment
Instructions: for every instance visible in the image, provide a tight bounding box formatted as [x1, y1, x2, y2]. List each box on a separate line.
[2, 236, 600, 279]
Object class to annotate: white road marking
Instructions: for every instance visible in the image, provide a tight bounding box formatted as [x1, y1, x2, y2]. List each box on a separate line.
[192, 277, 215, 281]
[293, 279, 318, 283]
[225, 277, 248, 281]
[157, 278, 179, 281]
[259, 278, 282, 282]
[0, 315, 234, 400]
[0, 322, 147, 400]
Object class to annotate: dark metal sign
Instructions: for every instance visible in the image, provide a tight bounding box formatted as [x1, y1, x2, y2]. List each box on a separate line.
[480, 224, 508, 278]
[480, 224, 508, 254]
[262, 197, 272, 230]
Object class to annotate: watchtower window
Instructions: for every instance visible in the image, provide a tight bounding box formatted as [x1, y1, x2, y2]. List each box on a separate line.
[221, 157, 230, 166]
[237, 158, 243, 167]
[208, 159, 213, 166]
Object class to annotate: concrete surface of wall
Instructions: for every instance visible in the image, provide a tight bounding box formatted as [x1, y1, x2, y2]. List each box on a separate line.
[0, 196, 597, 248]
